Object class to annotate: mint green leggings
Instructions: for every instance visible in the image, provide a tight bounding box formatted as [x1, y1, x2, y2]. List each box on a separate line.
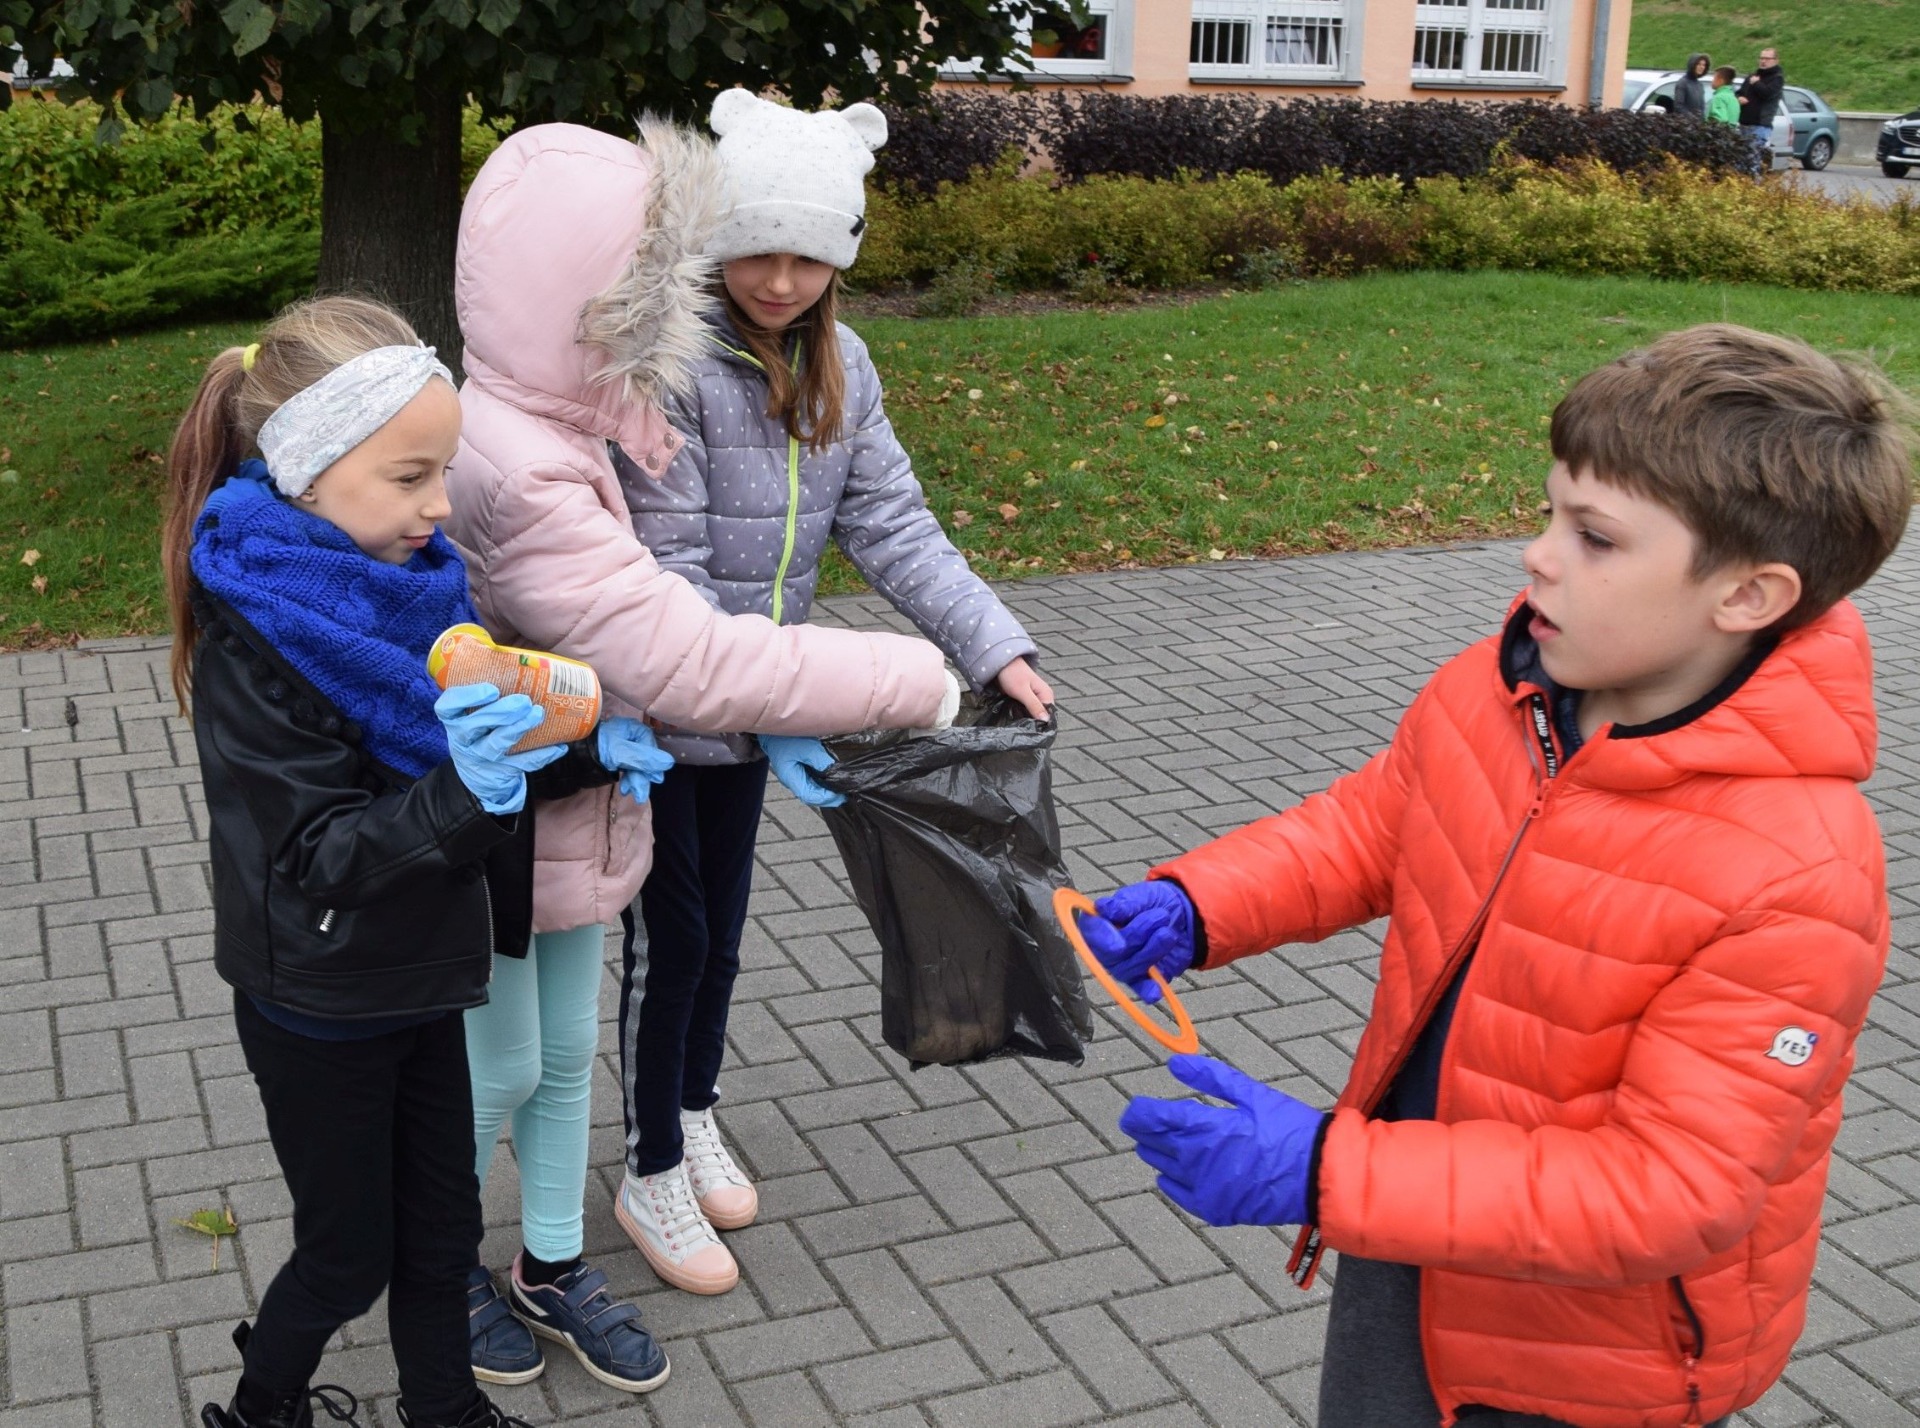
[465, 924, 606, 1263]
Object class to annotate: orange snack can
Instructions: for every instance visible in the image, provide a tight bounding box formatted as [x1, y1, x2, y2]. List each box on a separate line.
[427, 623, 602, 753]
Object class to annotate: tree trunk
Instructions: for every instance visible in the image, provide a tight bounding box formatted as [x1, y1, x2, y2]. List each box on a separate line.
[316, 85, 466, 371]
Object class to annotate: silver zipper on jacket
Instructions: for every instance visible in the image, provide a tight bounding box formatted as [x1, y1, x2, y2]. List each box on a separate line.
[316, 908, 336, 933]
[480, 871, 495, 961]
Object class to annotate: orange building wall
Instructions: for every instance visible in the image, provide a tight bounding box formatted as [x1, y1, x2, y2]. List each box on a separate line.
[942, 0, 1634, 109]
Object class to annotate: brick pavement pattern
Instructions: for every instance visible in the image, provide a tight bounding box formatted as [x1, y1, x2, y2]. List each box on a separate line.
[2, 541, 1918, 1428]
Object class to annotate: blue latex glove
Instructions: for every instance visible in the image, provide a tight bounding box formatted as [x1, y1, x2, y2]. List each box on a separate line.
[1120, 1054, 1328, 1227]
[435, 683, 567, 815]
[596, 717, 675, 804]
[760, 734, 845, 809]
[1078, 880, 1197, 1003]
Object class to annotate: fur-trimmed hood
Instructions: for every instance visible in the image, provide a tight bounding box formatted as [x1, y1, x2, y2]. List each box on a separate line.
[454, 119, 727, 475]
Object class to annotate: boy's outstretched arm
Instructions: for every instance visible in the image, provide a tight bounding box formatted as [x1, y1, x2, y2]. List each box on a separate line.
[1313, 862, 1885, 1287]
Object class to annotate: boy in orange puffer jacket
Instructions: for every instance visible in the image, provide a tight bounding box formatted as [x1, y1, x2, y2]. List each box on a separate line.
[1080, 325, 1913, 1428]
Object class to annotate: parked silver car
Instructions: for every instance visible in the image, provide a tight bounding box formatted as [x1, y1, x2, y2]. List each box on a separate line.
[1622, 69, 1838, 171]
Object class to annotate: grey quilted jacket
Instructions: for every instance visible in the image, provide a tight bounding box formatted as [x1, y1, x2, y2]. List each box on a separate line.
[617, 314, 1037, 764]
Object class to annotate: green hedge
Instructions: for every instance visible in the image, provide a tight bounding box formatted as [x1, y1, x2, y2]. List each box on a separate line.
[860, 158, 1920, 298]
[4, 97, 1918, 345]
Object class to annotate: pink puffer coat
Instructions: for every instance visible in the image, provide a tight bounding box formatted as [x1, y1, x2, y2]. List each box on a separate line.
[446, 122, 948, 932]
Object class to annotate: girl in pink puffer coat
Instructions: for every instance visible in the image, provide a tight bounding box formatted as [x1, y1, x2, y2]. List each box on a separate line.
[443, 120, 955, 1394]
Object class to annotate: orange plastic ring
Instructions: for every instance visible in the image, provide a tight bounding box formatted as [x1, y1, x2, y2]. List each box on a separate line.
[1053, 887, 1200, 1055]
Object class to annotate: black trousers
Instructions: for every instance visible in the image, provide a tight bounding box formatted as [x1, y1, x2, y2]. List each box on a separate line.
[1318, 1254, 1729, 1428]
[234, 991, 483, 1421]
[619, 759, 769, 1176]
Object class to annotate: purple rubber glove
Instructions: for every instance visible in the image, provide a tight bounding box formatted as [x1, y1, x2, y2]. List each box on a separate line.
[1119, 1054, 1327, 1227]
[596, 717, 675, 804]
[1078, 880, 1197, 1003]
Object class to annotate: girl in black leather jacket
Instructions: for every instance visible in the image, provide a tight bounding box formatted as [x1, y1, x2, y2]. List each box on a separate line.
[166, 297, 667, 1428]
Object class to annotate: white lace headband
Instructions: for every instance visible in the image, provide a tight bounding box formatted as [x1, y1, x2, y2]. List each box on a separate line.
[256, 344, 454, 498]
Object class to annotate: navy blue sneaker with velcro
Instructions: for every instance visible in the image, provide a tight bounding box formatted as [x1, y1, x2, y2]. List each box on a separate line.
[467, 1265, 544, 1386]
[506, 1256, 670, 1393]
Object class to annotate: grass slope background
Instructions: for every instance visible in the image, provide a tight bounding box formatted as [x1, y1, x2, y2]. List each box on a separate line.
[1627, 0, 1920, 112]
[3, 270, 1916, 649]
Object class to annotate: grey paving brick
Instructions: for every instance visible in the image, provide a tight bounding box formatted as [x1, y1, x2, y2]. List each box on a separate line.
[924, 1369, 1101, 1428]
[899, 1146, 1012, 1231]
[1004, 1246, 1162, 1317]
[73, 1162, 146, 1249]
[1100, 1194, 1225, 1283]
[1156, 1336, 1292, 1426]
[828, 1248, 943, 1349]
[1782, 1351, 1920, 1426]
[1828, 1204, 1920, 1269]
[1110, 1273, 1276, 1345]
[0, 1400, 94, 1428]
[1041, 1304, 1178, 1413]
[896, 1221, 1051, 1287]
[816, 1340, 986, 1416]
[811, 1122, 917, 1203]
[928, 1277, 1057, 1378]
[734, 1219, 840, 1316]
[1002, 1167, 1121, 1256]
[797, 1195, 947, 1259]
[737, 1369, 838, 1428]
[6, 1298, 90, 1403]
[93, 1331, 184, 1428]
[705, 1307, 873, 1380]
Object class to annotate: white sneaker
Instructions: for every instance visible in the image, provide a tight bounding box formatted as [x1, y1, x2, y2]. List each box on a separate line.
[615, 1163, 738, 1295]
[681, 1107, 759, 1231]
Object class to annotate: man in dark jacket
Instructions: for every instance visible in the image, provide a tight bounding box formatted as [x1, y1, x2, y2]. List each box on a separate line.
[1739, 47, 1784, 167]
[1673, 53, 1711, 118]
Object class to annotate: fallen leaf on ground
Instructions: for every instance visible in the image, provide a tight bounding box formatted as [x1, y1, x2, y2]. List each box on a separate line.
[1144, 414, 1167, 429]
[20, 550, 39, 566]
[175, 1207, 240, 1270]
[952, 510, 973, 527]
[998, 504, 1020, 522]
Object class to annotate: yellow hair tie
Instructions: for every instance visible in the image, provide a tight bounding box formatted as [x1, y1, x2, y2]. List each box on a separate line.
[241, 343, 261, 372]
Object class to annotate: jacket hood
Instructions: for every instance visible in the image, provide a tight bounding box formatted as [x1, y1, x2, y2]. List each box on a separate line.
[1686, 53, 1711, 73]
[455, 120, 728, 472]
[1498, 595, 1877, 787]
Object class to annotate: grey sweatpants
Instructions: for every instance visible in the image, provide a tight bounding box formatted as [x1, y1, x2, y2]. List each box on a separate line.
[1317, 1254, 1729, 1428]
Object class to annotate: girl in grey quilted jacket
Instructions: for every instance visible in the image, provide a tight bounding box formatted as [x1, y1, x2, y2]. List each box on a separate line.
[609, 89, 1053, 1297]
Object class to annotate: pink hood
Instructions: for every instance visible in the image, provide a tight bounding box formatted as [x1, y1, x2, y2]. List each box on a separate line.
[447, 122, 948, 932]
[457, 121, 717, 476]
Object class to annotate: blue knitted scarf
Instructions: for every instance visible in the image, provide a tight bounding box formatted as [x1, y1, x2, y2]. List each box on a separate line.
[189, 461, 476, 778]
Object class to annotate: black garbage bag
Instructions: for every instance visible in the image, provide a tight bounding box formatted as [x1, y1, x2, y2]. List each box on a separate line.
[819, 693, 1093, 1068]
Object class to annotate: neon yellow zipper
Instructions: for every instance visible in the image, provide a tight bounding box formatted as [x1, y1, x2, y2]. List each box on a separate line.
[719, 339, 803, 626]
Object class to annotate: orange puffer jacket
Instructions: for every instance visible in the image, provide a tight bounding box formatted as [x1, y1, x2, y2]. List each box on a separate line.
[1154, 599, 1889, 1428]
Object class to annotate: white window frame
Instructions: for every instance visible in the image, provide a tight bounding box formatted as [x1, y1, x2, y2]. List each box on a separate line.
[1188, 0, 1362, 83]
[1412, 0, 1567, 86]
[940, 0, 1133, 81]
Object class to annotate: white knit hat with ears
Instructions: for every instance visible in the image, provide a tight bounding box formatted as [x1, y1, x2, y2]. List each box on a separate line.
[705, 88, 888, 270]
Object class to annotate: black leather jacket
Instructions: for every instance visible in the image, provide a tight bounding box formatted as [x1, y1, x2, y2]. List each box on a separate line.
[190, 586, 615, 1021]
[1740, 65, 1784, 127]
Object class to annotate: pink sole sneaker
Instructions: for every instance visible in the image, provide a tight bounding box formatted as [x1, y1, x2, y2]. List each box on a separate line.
[615, 1185, 739, 1295]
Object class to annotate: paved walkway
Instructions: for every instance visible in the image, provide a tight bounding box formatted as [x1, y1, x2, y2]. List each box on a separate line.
[2, 541, 1917, 1428]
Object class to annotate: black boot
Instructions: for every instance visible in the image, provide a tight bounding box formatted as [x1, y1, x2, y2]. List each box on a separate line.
[198, 1322, 363, 1427]
[395, 1392, 533, 1427]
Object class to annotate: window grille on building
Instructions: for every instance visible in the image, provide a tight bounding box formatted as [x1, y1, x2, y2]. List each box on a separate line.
[1191, 0, 1351, 80]
[1413, 0, 1552, 82]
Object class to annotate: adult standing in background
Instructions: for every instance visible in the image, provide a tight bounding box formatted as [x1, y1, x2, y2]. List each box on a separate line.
[1739, 47, 1784, 169]
[1673, 53, 1711, 119]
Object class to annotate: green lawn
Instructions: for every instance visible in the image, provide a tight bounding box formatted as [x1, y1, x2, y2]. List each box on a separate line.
[1627, 0, 1920, 113]
[4, 270, 1918, 649]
